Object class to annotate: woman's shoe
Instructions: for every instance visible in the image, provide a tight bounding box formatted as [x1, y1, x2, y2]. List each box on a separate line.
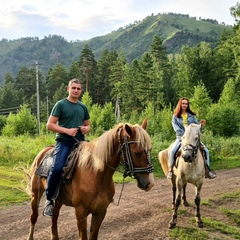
[208, 171, 217, 179]
[167, 171, 173, 179]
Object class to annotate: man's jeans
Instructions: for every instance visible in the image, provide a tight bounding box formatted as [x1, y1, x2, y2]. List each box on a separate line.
[45, 140, 75, 201]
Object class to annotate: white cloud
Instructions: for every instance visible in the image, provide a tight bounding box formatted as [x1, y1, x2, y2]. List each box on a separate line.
[0, 0, 237, 41]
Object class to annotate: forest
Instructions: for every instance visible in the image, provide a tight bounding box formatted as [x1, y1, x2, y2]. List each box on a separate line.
[0, 3, 240, 140]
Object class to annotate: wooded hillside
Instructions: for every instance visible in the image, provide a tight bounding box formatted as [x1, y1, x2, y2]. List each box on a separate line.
[0, 13, 231, 84]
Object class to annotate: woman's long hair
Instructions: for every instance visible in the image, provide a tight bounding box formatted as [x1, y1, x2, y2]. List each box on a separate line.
[174, 97, 196, 118]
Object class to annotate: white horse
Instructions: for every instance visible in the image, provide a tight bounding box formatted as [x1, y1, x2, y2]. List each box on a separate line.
[158, 123, 205, 229]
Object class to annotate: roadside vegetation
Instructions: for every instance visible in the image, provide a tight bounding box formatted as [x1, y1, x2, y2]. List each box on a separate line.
[0, 127, 239, 209]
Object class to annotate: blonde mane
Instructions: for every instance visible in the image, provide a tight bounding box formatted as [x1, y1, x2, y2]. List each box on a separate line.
[76, 122, 151, 172]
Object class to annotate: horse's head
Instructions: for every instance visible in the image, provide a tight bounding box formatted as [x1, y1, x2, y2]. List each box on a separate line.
[181, 124, 201, 163]
[118, 119, 154, 191]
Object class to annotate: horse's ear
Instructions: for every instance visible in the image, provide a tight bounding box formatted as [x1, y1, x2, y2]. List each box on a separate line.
[141, 118, 148, 130]
[124, 124, 132, 136]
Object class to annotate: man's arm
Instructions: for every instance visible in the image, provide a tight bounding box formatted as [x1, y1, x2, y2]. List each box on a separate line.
[47, 115, 79, 137]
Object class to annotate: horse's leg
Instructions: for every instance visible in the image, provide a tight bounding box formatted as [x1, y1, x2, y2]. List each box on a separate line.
[169, 179, 182, 229]
[75, 206, 88, 240]
[51, 200, 62, 240]
[195, 184, 204, 228]
[182, 183, 189, 206]
[89, 210, 107, 240]
[171, 178, 176, 209]
[27, 176, 45, 240]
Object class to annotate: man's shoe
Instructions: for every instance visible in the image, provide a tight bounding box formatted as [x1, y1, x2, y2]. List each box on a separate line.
[208, 171, 217, 179]
[43, 200, 54, 218]
[167, 171, 173, 179]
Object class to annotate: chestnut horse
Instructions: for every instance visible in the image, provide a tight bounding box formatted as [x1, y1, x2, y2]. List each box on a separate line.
[158, 123, 205, 229]
[27, 119, 154, 240]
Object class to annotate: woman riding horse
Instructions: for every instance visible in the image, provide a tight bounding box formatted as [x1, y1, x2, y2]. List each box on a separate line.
[167, 97, 216, 179]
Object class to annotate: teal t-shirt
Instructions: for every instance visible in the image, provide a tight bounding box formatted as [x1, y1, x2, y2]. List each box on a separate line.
[51, 98, 90, 141]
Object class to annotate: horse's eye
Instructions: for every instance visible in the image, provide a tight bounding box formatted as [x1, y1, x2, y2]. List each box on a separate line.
[135, 152, 141, 157]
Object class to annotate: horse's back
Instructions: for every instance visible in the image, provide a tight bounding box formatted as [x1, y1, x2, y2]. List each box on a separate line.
[30, 146, 54, 175]
[158, 148, 169, 176]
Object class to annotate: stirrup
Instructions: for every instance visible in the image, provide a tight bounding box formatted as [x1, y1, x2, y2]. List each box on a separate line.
[208, 171, 217, 179]
[167, 171, 173, 179]
[43, 200, 54, 218]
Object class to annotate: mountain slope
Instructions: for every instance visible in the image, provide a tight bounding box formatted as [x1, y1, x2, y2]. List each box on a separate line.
[0, 13, 232, 84]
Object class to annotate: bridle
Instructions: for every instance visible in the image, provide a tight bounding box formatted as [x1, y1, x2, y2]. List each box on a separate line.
[117, 127, 154, 178]
[181, 132, 200, 162]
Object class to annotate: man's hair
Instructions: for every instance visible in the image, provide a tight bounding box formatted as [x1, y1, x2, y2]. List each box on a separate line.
[68, 78, 81, 86]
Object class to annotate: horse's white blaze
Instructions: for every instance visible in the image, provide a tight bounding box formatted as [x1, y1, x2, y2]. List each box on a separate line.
[146, 172, 154, 191]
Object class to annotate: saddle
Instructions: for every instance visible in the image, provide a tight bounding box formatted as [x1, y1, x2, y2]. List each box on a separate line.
[35, 146, 79, 199]
[35, 146, 79, 182]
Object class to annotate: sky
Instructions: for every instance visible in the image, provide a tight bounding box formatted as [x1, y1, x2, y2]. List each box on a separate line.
[0, 0, 237, 42]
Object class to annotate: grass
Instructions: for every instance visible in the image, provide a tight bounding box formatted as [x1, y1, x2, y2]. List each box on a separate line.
[169, 191, 240, 240]
[170, 218, 240, 240]
[203, 217, 240, 239]
[0, 166, 29, 209]
[220, 207, 240, 225]
[170, 227, 209, 239]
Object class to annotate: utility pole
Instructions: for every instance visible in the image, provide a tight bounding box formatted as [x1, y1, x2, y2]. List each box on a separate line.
[46, 96, 49, 121]
[35, 61, 41, 134]
[115, 97, 121, 123]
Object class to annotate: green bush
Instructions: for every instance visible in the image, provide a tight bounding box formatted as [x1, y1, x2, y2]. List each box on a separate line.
[0, 115, 7, 134]
[206, 103, 240, 137]
[98, 102, 116, 131]
[2, 104, 37, 136]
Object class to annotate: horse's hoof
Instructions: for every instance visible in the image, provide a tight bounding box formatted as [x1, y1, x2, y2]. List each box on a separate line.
[197, 221, 204, 228]
[183, 201, 189, 207]
[169, 222, 176, 229]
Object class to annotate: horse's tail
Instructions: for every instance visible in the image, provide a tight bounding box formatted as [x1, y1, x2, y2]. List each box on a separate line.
[25, 145, 54, 196]
[158, 148, 169, 176]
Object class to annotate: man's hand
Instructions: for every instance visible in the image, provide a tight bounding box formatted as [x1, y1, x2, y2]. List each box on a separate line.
[79, 125, 90, 134]
[67, 128, 79, 137]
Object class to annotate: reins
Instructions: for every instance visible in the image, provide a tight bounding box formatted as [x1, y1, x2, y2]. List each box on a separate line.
[117, 128, 153, 178]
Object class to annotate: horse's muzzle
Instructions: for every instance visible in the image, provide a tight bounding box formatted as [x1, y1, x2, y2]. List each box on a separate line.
[135, 172, 154, 191]
[182, 152, 194, 162]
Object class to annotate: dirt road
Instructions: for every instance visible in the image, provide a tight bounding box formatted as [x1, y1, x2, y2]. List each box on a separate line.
[0, 168, 239, 240]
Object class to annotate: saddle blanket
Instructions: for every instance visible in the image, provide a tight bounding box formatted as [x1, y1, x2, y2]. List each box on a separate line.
[35, 147, 78, 182]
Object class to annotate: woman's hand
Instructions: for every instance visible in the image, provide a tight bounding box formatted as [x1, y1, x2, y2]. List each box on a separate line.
[200, 119, 206, 126]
